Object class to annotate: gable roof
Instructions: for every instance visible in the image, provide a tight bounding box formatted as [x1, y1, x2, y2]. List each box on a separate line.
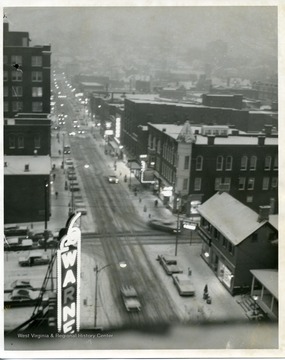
[198, 192, 267, 245]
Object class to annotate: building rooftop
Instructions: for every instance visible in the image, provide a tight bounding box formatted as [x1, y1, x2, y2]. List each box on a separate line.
[268, 215, 278, 230]
[198, 192, 267, 246]
[4, 156, 51, 175]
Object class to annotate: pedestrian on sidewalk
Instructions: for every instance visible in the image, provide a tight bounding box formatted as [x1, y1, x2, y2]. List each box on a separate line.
[53, 173, 56, 181]
[55, 191, 58, 199]
[58, 149, 61, 155]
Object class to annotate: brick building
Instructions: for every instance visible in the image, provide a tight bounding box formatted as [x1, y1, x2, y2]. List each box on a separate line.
[3, 22, 52, 223]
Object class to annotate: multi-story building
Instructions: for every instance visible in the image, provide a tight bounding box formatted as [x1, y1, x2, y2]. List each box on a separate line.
[147, 122, 278, 215]
[197, 192, 278, 296]
[3, 22, 52, 223]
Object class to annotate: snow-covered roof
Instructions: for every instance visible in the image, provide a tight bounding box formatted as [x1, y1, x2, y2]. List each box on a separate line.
[198, 192, 266, 245]
[4, 155, 51, 175]
[250, 269, 278, 299]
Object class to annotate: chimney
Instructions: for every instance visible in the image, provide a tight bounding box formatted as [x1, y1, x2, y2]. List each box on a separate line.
[258, 136, 265, 146]
[24, 164, 30, 172]
[207, 135, 215, 145]
[264, 124, 273, 136]
[258, 205, 271, 222]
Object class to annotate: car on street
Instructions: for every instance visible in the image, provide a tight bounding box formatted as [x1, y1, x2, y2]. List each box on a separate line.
[69, 131, 76, 136]
[108, 175, 119, 184]
[18, 250, 50, 267]
[172, 274, 195, 296]
[121, 285, 141, 312]
[5, 288, 48, 307]
[148, 219, 180, 233]
[63, 145, 71, 154]
[10, 280, 35, 290]
[65, 158, 73, 165]
[78, 130, 85, 134]
[4, 225, 32, 238]
[157, 255, 183, 276]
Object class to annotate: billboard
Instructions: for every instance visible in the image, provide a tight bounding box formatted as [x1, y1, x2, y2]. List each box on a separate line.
[57, 212, 81, 334]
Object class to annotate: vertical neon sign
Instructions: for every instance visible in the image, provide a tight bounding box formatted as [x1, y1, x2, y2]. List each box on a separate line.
[57, 212, 81, 333]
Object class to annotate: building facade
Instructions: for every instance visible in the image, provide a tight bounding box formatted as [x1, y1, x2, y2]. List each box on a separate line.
[197, 192, 278, 295]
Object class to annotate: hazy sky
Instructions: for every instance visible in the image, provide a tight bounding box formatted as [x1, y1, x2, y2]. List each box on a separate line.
[4, 6, 277, 62]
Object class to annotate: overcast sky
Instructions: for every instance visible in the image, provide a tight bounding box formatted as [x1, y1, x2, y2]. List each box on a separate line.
[4, 6, 277, 54]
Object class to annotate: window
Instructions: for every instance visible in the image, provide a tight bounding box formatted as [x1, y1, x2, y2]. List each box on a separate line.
[32, 87, 43, 97]
[32, 56, 42, 66]
[9, 135, 16, 149]
[17, 135, 24, 149]
[11, 55, 22, 65]
[4, 86, 8, 97]
[32, 71, 43, 82]
[249, 156, 257, 170]
[216, 156, 223, 171]
[273, 155, 278, 170]
[184, 155, 190, 170]
[12, 86, 23, 97]
[228, 242, 234, 255]
[238, 177, 246, 190]
[34, 135, 41, 149]
[32, 102, 43, 112]
[4, 101, 9, 112]
[271, 177, 278, 188]
[12, 70, 23, 82]
[248, 178, 255, 190]
[194, 177, 201, 191]
[183, 178, 188, 191]
[4, 71, 8, 81]
[12, 101, 23, 112]
[196, 155, 203, 171]
[222, 236, 227, 248]
[262, 177, 270, 190]
[265, 156, 272, 171]
[246, 196, 253, 203]
[241, 156, 248, 171]
[225, 156, 233, 171]
[224, 177, 231, 189]
[215, 178, 222, 191]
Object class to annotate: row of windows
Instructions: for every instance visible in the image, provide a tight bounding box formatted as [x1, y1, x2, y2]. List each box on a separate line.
[194, 155, 278, 171]
[8, 134, 41, 149]
[4, 55, 43, 66]
[4, 86, 43, 97]
[161, 162, 175, 184]
[4, 71, 43, 82]
[4, 101, 43, 112]
[193, 176, 278, 191]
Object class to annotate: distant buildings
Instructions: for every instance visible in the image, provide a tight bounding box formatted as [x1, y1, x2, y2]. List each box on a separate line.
[3, 22, 52, 223]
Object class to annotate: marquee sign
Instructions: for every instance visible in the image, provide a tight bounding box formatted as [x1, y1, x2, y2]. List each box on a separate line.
[57, 212, 81, 333]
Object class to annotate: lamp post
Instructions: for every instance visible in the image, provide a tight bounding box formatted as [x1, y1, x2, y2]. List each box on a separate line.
[94, 261, 127, 328]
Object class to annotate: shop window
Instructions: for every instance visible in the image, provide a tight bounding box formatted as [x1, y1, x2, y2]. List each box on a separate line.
[241, 156, 248, 171]
[194, 177, 201, 191]
[262, 177, 270, 190]
[264, 156, 272, 171]
[238, 177, 246, 190]
[216, 155, 223, 171]
[225, 156, 233, 171]
[250, 156, 257, 170]
[17, 135, 24, 149]
[196, 155, 203, 171]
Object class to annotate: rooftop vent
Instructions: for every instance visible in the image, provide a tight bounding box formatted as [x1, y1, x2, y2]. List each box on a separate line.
[258, 205, 271, 222]
[24, 164, 30, 172]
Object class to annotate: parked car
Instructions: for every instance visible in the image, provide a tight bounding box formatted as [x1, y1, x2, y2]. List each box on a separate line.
[5, 288, 48, 307]
[68, 174, 77, 181]
[172, 274, 195, 296]
[148, 219, 180, 233]
[108, 175, 119, 184]
[18, 250, 50, 267]
[157, 255, 183, 276]
[121, 285, 141, 312]
[10, 280, 34, 290]
[4, 225, 32, 238]
[65, 158, 73, 165]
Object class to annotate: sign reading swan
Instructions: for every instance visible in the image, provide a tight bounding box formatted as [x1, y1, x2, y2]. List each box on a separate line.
[57, 212, 81, 333]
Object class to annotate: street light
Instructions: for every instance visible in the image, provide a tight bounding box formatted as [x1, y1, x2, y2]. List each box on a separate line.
[94, 261, 127, 328]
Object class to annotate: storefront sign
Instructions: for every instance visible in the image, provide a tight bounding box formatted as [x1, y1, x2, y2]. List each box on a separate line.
[57, 213, 81, 333]
[115, 117, 121, 138]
